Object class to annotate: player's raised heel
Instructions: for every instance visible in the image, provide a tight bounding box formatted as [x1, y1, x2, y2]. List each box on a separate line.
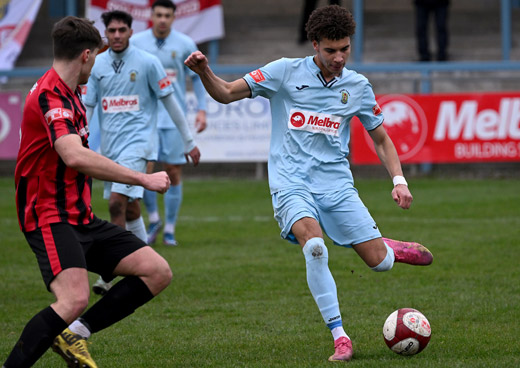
[328, 336, 353, 362]
[383, 238, 433, 266]
[147, 220, 163, 244]
[52, 328, 98, 368]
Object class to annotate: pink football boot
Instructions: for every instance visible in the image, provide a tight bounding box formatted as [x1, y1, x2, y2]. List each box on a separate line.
[383, 238, 433, 266]
[328, 336, 353, 362]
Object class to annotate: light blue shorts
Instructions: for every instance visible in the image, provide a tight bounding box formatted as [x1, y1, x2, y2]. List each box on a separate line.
[157, 128, 187, 165]
[271, 187, 381, 247]
[103, 157, 147, 201]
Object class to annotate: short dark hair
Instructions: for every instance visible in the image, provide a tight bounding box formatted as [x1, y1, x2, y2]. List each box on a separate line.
[152, 0, 176, 12]
[101, 10, 133, 28]
[51, 16, 103, 60]
[306, 5, 356, 43]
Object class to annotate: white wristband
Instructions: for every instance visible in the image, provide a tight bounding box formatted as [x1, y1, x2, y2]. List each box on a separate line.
[392, 175, 408, 187]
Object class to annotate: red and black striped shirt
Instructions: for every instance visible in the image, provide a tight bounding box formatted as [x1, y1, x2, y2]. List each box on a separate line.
[15, 68, 94, 232]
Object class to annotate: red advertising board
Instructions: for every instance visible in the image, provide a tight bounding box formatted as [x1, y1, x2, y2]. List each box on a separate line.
[0, 92, 22, 159]
[351, 92, 520, 164]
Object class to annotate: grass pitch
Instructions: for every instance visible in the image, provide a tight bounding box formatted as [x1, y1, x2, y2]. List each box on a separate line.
[1, 176, 519, 367]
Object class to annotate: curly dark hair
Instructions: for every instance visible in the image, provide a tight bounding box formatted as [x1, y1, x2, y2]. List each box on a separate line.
[101, 10, 133, 28]
[305, 5, 356, 43]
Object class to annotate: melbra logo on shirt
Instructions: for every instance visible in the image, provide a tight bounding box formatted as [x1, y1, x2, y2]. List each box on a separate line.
[165, 68, 178, 83]
[101, 95, 140, 113]
[288, 109, 341, 137]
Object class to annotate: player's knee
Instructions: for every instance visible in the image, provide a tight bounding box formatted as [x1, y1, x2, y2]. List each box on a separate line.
[57, 294, 90, 322]
[165, 165, 182, 184]
[125, 201, 141, 221]
[108, 199, 125, 219]
[146, 257, 172, 294]
[303, 237, 328, 263]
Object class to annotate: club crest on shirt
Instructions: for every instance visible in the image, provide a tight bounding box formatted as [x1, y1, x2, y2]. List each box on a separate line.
[129, 70, 137, 82]
[171, 51, 176, 59]
[340, 89, 349, 104]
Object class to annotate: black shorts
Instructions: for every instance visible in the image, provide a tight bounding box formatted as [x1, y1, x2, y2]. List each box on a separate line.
[24, 216, 146, 290]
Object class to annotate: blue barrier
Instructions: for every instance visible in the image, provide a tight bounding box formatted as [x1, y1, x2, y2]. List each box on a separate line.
[2, 60, 520, 94]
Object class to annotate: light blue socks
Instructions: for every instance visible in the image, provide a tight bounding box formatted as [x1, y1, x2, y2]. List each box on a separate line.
[303, 237, 342, 330]
[164, 183, 182, 231]
[143, 189, 158, 216]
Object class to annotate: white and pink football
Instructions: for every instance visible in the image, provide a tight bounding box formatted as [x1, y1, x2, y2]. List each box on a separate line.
[383, 308, 431, 355]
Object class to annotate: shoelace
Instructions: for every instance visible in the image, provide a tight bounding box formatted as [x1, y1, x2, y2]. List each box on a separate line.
[72, 340, 92, 358]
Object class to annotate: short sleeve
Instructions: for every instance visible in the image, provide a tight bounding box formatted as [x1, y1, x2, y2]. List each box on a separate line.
[83, 75, 98, 107]
[147, 54, 174, 99]
[243, 58, 287, 99]
[356, 83, 384, 131]
[38, 90, 78, 146]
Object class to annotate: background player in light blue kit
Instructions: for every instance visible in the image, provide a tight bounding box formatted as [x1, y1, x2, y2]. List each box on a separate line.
[83, 10, 200, 294]
[132, 0, 208, 246]
[185, 5, 433, 362]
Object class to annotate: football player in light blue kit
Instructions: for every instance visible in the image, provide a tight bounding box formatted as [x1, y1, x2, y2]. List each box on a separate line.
[83, 10, 200, 294]
[185, 5, 433, 362]
[132, 0, 207, 246]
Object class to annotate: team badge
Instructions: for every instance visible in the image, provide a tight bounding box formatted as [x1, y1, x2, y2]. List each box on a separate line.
[130, 71, 137, 82]
[171, 51, 176, 59]
[340, 89, 349, 104]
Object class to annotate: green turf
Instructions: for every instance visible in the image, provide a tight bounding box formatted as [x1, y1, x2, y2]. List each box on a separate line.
[1, 177, 519, 367]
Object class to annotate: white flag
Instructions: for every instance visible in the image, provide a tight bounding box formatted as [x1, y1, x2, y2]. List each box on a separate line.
[0, 0, 43, 70]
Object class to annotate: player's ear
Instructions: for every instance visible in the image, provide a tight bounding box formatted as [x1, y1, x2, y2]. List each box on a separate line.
[312, 40, 319, 52]
[82, 49, 90, 63]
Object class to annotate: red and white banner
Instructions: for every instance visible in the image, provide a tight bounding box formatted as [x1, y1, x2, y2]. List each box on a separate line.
[87, 0, 224, 44]
[351, 92, 520, 164]
[0, 0, 42, 71]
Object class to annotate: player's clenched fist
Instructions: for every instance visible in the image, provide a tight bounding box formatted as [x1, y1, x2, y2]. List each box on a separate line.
[184, 51, 208, 74]
[143, 171, 171, 193]
[392, 185, 413, 210]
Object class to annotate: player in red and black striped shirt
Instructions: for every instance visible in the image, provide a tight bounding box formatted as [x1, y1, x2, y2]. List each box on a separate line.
[5, 16, 174, 368]
[15, 60, 94, 232]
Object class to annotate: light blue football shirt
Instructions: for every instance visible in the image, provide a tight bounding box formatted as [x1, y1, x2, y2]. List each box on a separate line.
[243, 56, 384, 194]
[131, 28, 206, 129]
[84, 45, 174, 161]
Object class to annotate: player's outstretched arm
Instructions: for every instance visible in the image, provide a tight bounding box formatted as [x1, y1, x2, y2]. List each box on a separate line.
[367, 125, 413, 209]
[54, 134, 170, 193]
[184, 51, 251, 104]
